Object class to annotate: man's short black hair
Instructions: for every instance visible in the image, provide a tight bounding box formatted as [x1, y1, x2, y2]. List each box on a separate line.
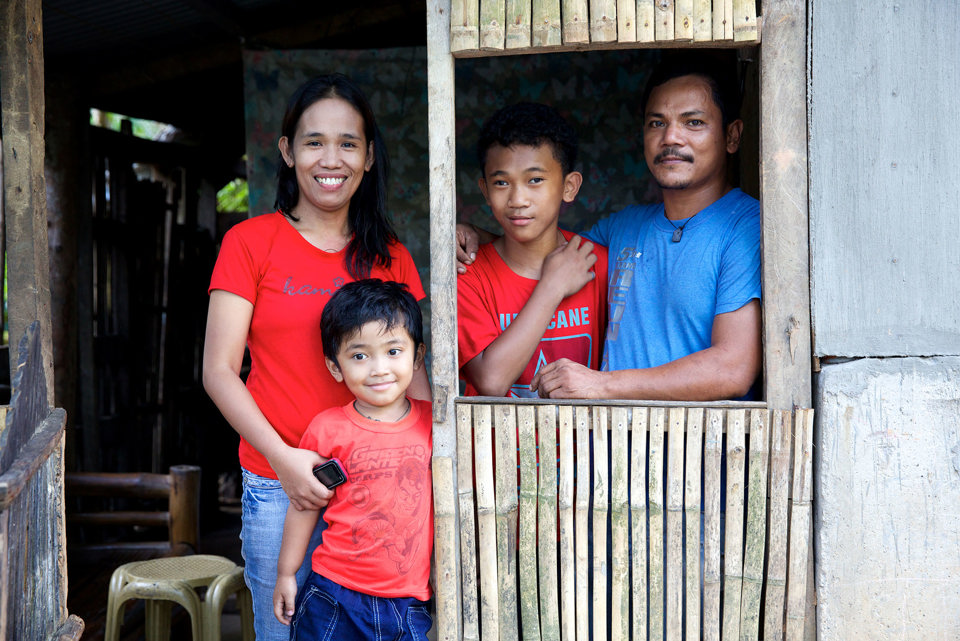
[321, 279, 423, 365]
[640, 54, 741, 127]
[477, 102, 579, 176]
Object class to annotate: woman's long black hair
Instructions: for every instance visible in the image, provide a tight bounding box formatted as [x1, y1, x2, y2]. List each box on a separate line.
[275, 73, 397, 278]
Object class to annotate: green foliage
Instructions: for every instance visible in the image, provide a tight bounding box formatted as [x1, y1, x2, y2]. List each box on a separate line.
[217, 179, 249, 214]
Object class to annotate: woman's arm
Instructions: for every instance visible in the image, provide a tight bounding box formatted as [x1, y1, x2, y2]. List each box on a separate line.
[202, 289, 333, 510]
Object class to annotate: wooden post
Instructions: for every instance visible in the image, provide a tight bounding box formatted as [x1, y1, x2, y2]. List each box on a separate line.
[426, 0, 462, 637]
[168, 465, 201, 551]
[456, 405, 480, 641]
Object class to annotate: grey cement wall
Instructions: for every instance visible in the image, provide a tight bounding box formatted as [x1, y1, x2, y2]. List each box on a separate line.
[810, 1, 960, 639]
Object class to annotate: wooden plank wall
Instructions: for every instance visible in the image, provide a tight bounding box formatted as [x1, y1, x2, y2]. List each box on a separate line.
[449, 401, 813, 640]
[452, 0, 758, 54]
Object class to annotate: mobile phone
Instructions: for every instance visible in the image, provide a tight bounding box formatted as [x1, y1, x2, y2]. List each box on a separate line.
[312, 459, 348, 490]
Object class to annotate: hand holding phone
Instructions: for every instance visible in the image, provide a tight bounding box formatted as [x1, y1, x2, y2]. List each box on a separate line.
[312, 458, 348, 489]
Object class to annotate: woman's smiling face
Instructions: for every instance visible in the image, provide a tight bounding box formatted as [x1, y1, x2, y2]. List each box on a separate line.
[279, 97, 374, 219]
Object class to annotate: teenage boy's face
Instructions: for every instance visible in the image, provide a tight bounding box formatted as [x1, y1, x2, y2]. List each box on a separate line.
[479, 143, 582, 246]
[325, 320, 424, 421]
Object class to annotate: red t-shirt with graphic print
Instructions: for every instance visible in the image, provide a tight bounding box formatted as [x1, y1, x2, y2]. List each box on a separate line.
[208, 211, 425, 478]
[457, 229, 607, 397]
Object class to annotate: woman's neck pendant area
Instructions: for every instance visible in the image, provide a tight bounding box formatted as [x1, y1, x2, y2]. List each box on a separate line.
[672, 228, 684, 242]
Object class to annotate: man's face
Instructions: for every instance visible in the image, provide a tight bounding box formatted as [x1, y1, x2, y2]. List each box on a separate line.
[643, 74, 742, 193]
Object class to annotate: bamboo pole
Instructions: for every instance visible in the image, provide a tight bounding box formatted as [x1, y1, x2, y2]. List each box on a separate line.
[562, 0, 590, 43]
[683, 408, 704, 638]
[537, 406, 560, 641]
[617, 0, 637, 42]
[474, 404, 500, 640]
[629, 407, 649, 641]
[786, 410, 814, 641]
[692, 0, 711, 41]
[590, 0, 618, 42]
[764, 411, 792, 641]
[609, 407, 630, 641]
[433, 457, 460, 641]
[591, 407, 609, 641]
[702, 409, 723, 641]
[451, 0, 481, 52]
[665, 408, 684, 641]
[574, 406, 590, 641]
[647, 408, 666, 641]
[740, 409, 769, 640]
[494, 404, 519, 638]
[637, 0, 655, 41]
[558, 406, 576, 641]
[480, 0, 506, 49]
[674, 0, 693, 40]
[532, 0, 562, 46]
[721, 409, 746, 640]
[506, 0, 532, 49]
[654, 0, 674, 41]
[732, 0, 758, 41]
[457, 405, 480, 640]
[517, 405, 541, 640]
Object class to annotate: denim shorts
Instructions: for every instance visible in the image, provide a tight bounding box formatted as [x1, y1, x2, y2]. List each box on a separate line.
[240, 469, 326, 641]
[290, 572, 433, 641]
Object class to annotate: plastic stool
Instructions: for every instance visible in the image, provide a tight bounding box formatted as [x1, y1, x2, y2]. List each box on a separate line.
[104, 554, 254, 641]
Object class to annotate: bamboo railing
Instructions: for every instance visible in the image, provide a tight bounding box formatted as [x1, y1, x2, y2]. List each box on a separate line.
[451, 0, 759, 54]
[439, 400, 813, 640]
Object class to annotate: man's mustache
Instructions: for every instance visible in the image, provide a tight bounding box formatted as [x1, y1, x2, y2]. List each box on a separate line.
[654, 148, 694, 163]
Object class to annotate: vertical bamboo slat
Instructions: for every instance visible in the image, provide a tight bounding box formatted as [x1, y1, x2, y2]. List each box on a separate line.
[617, 0, 637, 42]
[674, 0, 693, 40]
[630, 408, 649, 641]
[433, 457, 459, 641]
[721, 409, 746, 640]
[494, 404, 519, 638]
[702, 409, 723, 641]
[532, 0, 562, 46]
[764, 411, 792, 641]
[456, 405, 480, 640]
[562, 0, 589, 43]
[558, 406, 576, 641]
[537, 407, 560, 641]
[506, 0, 532, 49]
[574, 406, 590, 641]
[609, 407, 630, 641]
[692, 0, 711, 40]
[473, 404, 500, 640]
[786, 409, 814, 641]
[451, 0, 481, 51]
[480, 0, 506, 49]
[654, 0, 674, 41]
[740, 410, 769, 640]
[637, 0, 655, 41]
[683, 408, 704, 638]
[665, 408, 685, 641]
[732, 0, 758, 41]
[591, 408, 609, 641]
[590, 0, 618, 42]
[647, 408, 666, 641]
[517, 405, 541, 640]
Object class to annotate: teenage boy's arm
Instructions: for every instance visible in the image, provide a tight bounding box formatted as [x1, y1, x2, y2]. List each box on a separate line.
[531, 300, 761, 401]
[462, 237, 597, 397]
[273, 506, 322, 625]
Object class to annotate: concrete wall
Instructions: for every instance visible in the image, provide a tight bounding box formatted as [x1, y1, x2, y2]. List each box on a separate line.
[810, 1, 960, 639]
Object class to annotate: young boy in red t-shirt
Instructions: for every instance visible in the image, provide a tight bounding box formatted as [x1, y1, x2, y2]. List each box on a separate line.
[273, 279, 433, 639]
[458, 102, 608, 397]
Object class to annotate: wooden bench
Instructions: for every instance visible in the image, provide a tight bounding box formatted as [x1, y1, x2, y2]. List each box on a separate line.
[65, 465, 201, 640]
[433, 401, 813, 640]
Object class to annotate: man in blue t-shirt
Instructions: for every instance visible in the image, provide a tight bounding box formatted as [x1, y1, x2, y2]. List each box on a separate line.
[457, 55, 761, 401]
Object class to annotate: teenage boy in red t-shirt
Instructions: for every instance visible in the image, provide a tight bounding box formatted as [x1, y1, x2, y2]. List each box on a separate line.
[458, 102, 608, 397]
[273, 279, 433, 639]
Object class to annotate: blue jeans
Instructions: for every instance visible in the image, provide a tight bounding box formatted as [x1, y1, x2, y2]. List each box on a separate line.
[240, 469, 326, 641]
[290, 572, 433, 641]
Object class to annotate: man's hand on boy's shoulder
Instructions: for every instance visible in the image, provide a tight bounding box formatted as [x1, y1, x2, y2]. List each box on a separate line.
[539, 235, 597, 299]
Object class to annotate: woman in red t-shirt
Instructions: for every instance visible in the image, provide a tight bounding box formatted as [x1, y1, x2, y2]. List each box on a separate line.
[203, 73, 429, 641]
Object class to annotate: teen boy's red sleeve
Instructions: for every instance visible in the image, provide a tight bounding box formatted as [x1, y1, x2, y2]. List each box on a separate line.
[456, 264, 502, 370]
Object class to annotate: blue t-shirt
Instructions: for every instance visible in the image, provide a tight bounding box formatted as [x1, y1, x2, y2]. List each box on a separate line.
[583, 188, 761, 373]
